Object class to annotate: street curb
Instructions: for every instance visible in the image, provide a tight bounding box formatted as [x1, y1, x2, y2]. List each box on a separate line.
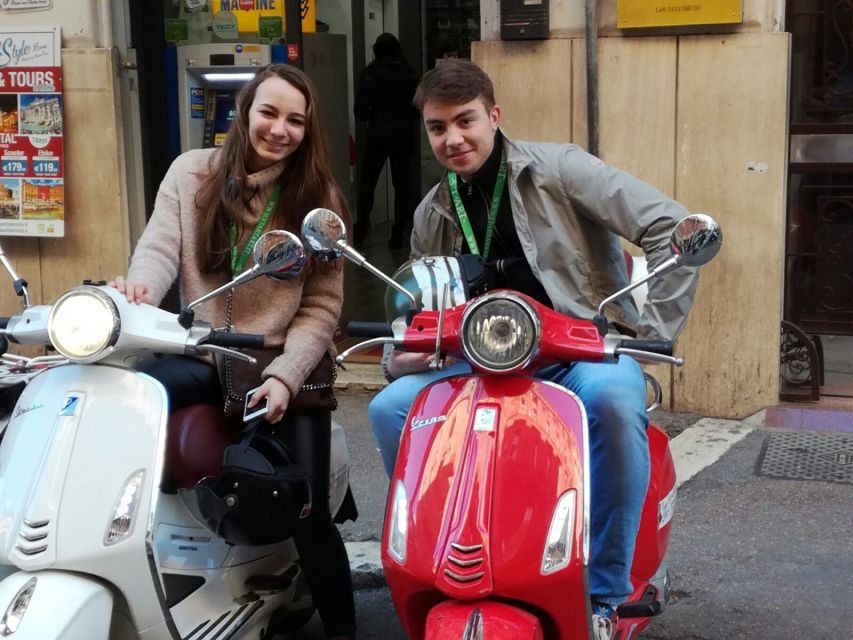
[669, 417, 753, 488]
[346, 541, 385, 590]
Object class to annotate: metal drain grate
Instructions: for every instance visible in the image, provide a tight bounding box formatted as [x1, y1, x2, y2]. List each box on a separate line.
[757, 431, 853, 485]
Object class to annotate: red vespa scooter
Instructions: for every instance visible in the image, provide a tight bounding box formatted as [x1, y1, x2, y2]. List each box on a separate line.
[302, 210, 721, 640]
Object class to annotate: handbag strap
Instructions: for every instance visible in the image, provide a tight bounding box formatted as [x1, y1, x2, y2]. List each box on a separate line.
[222, 289, 242, 414]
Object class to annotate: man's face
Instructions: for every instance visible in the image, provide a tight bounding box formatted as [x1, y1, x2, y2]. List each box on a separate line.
[422, 97, 501, 181]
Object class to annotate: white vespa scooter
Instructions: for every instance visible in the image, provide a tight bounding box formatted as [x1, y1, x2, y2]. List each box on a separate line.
[0, 231, 351, 639]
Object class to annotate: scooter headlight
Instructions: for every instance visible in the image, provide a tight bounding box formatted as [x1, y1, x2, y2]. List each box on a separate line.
[387, 480, 408, 563]
[541, 489, 577, 574]
[460, 293, 539, 373]
[47, 287, 119, 361]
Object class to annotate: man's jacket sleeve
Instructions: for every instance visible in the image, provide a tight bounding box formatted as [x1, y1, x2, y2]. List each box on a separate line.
[558, 146, 700, 342]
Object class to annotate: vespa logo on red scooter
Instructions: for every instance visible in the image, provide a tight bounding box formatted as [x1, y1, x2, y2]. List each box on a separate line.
[411, 415, 447, 431]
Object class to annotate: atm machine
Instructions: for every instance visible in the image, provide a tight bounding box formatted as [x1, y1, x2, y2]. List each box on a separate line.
[176, 42, 279, 151]
[171, 36, 350, 197]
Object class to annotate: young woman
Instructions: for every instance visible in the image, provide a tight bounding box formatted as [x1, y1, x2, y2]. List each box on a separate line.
[111, 64, 356, 640]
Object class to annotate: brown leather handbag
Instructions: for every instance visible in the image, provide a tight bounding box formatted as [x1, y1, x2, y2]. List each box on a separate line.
[219, 349, 337, 418]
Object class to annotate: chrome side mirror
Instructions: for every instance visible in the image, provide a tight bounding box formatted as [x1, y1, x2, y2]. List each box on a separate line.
[670, 213, 722, 268]
[252, 230, 306, 280]
[182, 231, 306, 325]
[595, 213, 722, 320]
[301, 209, 417, 307]
[301, 208, 348, 261]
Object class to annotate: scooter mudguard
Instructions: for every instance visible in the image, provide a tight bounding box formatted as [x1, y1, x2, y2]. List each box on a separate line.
[0, 570, 112, 639]
[383, 375, 592, 640]
[424, 599, 544, 639]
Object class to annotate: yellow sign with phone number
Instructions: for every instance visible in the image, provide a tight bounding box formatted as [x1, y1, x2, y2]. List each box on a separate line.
[211, 0, 315, 35]
[617, 0, 741, 28]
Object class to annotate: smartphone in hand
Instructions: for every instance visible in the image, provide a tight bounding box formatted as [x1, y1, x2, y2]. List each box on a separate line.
[243, 386, 270, 423]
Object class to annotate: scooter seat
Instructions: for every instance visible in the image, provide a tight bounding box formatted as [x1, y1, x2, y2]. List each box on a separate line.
[165, 404, 232, 489]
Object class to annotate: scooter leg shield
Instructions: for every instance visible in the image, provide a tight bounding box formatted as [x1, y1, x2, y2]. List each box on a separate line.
[0, 570, 113, 639]
[424, 600, 544, 640]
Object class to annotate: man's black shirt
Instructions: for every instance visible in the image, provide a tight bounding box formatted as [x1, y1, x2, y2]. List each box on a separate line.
[457, 134, 553, 308]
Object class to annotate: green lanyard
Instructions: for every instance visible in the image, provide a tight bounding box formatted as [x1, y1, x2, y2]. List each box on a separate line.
[447, 151, 507, 262]
[229, 185, 282, 276]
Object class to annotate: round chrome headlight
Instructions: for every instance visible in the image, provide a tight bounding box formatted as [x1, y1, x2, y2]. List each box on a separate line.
[47, 287, 119, 361]
[460, 293, 539, 373]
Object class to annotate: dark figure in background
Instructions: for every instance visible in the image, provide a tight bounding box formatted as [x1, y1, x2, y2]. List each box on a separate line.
[354, 33, 419, 249]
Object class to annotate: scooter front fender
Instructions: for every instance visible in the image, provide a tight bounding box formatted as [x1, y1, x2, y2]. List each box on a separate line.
[424, 600, 544, 640]
[0, 570, 112, 639]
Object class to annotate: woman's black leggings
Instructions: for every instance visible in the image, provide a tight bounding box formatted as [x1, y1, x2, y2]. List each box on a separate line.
[138, 356, 356, 637]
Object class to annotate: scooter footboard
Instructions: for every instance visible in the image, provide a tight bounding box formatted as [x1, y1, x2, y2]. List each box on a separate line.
[0, 571, 112, 639]
[424, 600, 544, 640]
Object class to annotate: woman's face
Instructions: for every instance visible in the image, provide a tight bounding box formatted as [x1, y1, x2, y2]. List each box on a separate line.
[246, 76, 307, 172]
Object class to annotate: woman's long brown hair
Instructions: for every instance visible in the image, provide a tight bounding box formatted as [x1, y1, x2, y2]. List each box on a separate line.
[195, 64, 350, 273]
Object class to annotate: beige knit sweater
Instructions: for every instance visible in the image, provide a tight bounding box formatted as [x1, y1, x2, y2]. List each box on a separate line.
[127, 148, 343, 396]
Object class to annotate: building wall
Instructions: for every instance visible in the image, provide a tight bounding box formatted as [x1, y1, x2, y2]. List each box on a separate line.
[474, 0, 789, 418]
[0, 2, 129, 339]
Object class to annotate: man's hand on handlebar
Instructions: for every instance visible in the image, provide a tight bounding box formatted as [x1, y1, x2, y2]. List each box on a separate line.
[109, 276, 154, 305]
[387, 350, 457, 378]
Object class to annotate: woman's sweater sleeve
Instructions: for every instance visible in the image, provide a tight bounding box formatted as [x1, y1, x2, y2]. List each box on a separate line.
[262, 259, 343, 395]
[126, 158, 184, 306]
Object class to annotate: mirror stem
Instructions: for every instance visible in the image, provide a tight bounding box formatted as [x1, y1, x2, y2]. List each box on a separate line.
[337, 241, 418, 307]
[186, 265, 259, 311]
[0, 249, 30, 308]
[596, 255, 681, 316]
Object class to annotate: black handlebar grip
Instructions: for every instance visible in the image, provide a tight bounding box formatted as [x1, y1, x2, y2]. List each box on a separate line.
[207, 330, 266, 349]
[619, 339, 674, 356]
[346, 321, 393, 338]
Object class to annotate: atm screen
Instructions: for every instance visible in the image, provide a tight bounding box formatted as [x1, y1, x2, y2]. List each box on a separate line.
[212, 91, 237, 147]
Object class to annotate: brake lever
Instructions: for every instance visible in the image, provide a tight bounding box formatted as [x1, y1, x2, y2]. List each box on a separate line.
[429, 283, 449, 371]
[195, 344, 257, 364]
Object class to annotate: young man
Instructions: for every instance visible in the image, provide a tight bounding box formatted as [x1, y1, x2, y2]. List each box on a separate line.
[369, 59, 698, 639]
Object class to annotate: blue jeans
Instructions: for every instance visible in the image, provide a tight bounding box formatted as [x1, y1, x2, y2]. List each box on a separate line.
[368, 356, 650, 605]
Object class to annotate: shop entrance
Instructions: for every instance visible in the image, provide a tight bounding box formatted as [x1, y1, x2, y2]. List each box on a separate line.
[785, 0, 853, 399]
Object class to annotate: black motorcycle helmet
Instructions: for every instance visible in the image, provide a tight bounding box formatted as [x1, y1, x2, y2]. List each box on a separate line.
[187, 431, 312, 546]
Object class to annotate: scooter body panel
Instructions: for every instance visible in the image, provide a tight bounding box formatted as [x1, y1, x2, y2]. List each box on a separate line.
[0, 570, 113, 639]
[631, 424, 676, 583]
[0, 364, 171, 633]
[383, 375, 592, 640]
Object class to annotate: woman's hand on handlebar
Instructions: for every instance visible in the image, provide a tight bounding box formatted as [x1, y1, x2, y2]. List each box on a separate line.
[109, 276, 154, 305]
[249, 377, 291, 424]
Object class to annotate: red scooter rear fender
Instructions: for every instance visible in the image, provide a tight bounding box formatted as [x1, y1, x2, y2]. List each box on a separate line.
[382, 375, 593, 640]
[424, 600, 544, 640]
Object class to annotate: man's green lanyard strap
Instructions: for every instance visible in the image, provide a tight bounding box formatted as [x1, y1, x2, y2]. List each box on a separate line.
[229, 185, 282, 276]
[447, 151, 507, 262]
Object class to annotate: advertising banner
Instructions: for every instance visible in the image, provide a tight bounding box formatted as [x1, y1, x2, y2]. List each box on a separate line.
[0, 25, 64, 237]
[211, 0, 316, 35]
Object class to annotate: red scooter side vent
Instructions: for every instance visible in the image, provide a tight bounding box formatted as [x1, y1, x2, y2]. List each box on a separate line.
[444, 542, 486, 583]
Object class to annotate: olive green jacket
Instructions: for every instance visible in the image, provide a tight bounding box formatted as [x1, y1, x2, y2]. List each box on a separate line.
[411, 133, 700, 342]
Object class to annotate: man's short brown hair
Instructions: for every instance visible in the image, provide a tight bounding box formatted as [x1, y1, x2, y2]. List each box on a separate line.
[413, 58, 496, 112]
